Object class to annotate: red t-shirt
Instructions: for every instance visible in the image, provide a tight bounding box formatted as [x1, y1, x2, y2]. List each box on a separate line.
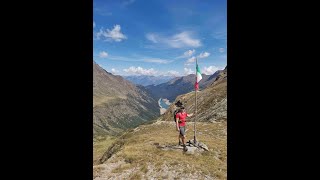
[176, 112, 188, 127]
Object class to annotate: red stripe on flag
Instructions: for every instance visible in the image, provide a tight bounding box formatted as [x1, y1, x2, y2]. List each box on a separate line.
[195, 82, 199, 90]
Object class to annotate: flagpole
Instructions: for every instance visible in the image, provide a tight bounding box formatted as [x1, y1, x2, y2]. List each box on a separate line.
[194, 58, 197, 144]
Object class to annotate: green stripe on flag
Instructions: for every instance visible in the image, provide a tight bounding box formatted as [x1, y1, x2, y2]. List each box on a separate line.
[196, 63, 202, 83]
[196, 64, 201, 74]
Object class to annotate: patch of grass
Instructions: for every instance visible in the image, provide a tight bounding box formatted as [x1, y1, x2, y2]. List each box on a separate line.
[93, 96, 120, 107]
[106, 122, 227, 179]
[170, 161, 179, 166]
[202, 150, 211, 156]
[99, 139, 125, 164]
[93, 135, 116, 164]
[93, 166, 105, 178]
[124, 155, 136, 164]
[202, 168, 210, 175]
[154, 161, 163, 171]
[215, 171, 225, 180]
[140, 164, 148, 173]
[129, 172, 142, 180]
[183, 168, 189, 174]
[111, 163, 132, 173]
[162, 174, 169, 179]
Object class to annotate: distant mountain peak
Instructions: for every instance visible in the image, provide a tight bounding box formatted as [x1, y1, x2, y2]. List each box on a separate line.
[123, 75, 175, 86]
[145, 73, 219, 102]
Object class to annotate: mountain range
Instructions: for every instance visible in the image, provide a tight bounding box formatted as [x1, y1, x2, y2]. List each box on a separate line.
[145, 70, 223, 102]
[123, 75, 175, 86]
[93, 61, 159, 137]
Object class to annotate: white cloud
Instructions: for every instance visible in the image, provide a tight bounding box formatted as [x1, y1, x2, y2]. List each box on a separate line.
[146, 34, 158, 43]
[94, 7, 112, 16]
[108, 55, 136, 62]
[106, 55, 172, 64]
[93, 21, 96, 28]
[96, 30, 103, 40]
[99, 51, 108, 58]
[187, 56, 196, 63]
[219, 48, 225, 53]
[96, 25, 127, 42]
[166, 70, 180, 77]
[111, 68, 118, 73]
[184, 49, 195, 57]
[123, 66, 157, 76]
[168, 32, 201, 48]
[198, 52, 210, 58]
[184, 52, 209, 65]
[184, 68, 194, 75]
[202, 66, 223, 75]
[96, 31, 102, 39]
[146, 31, 201, 48]
[143, 58, 170, 64]
[176, 49, 195, 59]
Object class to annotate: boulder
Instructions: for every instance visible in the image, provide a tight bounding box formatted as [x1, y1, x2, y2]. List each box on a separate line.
[199, 143, 209, 151]
[185, 147, 198, 154]
[187, 140, 209, 151]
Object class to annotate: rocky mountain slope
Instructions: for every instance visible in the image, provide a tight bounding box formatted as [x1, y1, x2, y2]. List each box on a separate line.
[93, 61, 159, 137]
[146, 70, 222, 102]
[162, 66, 227, 122]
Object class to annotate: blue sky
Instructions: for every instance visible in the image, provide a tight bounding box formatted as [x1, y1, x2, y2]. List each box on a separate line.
[93, 0, 227, 77]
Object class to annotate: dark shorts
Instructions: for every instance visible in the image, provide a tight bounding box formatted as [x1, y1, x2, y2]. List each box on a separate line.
[179, 126, 186, 136]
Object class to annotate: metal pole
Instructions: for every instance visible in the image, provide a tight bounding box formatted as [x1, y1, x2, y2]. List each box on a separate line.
[194, 58, 197, 144]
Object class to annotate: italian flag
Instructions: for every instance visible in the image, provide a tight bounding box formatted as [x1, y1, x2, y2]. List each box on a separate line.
[194, 60, 202, 90]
